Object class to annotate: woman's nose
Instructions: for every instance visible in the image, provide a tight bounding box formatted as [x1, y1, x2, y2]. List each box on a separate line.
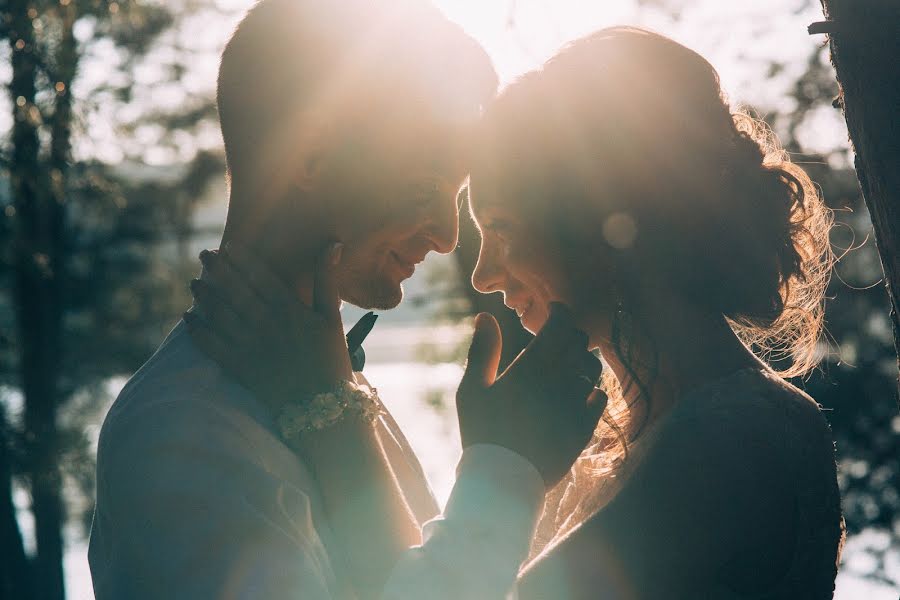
[471, 246, 503, 294]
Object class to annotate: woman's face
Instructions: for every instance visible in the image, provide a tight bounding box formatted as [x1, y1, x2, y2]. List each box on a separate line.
[469, 187, 578, 335]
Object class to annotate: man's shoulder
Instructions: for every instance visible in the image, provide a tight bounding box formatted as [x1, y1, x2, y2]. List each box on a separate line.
[103, 323, 227, 434]
[97, 321, 291, 476]
[89, 321, 341, 599]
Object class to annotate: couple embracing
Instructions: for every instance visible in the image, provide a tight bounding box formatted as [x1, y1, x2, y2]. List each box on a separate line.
[88, 0, 844, 598]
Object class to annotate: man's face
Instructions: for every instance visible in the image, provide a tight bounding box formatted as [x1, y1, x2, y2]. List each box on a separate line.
[318, 121, 468, 310]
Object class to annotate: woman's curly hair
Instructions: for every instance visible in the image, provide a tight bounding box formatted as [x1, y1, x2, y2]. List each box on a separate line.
[724, 112, 833, 379]
[472, 26, 834, 549]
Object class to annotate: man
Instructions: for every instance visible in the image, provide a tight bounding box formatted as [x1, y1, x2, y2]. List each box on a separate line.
[89, 1, 602, 597]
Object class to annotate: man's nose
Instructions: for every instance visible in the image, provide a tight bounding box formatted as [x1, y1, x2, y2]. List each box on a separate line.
[424, 192, 460, 255]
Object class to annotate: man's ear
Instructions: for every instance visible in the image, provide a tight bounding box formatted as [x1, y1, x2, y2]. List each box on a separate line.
[292, 144, 327, 193]
[289, 110, 335, 193]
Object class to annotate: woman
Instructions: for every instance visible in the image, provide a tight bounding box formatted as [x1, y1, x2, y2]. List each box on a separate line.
[190, 27, 844, 599]
[467, 28, 844, 599]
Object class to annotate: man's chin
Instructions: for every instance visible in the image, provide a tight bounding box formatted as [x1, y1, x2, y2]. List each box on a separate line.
[366, 294, 403, 311]
[343, 280, 404, 311]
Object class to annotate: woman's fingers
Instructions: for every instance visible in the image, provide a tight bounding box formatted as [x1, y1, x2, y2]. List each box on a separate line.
[587, 386, 609, 422]
[202, 246, 317, 338]
[189, 279, 250, 345]
[221, 244, 295, 310]
[206, 243, 343, 325]
[313, 242, 343, 324]
[459, 313, 503, 393]
[200, 250, 265, 322]
[184, 311, 249, 377]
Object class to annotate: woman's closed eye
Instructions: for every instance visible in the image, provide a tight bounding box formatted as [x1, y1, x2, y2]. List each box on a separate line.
[408, 178, 443, 209]
[481, 220, 515, 259]
[483, 219, 514, 238]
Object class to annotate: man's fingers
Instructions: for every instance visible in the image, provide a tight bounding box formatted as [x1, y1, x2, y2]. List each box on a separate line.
[313, 242, 343, 323]
[541, 302, 585, 340]
[544, 349, 603, 418]
[554, 342, 601, 385]
[460, 313, 502, 392]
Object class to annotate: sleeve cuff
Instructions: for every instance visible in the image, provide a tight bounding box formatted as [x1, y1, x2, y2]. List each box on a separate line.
[438, 444, 546, 562]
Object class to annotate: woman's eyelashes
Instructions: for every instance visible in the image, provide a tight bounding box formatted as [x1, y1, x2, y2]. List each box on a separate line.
[407, 177, 445, 210]
[483, 219, 514, 237]
[483, 222, 513, 260]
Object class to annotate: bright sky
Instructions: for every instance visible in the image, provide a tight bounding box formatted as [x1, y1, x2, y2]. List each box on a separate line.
[0, 0, 848, 167]
[430, 0, 847, 153]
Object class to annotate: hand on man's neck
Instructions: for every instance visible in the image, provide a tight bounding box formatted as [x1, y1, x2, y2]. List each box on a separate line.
[220, 214, 329, 308]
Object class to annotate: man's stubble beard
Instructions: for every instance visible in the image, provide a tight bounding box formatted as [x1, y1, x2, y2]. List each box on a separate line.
[338, 262, 404, 311]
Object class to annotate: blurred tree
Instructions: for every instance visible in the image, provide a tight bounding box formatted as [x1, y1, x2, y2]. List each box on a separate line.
[785, 4, 900, 581]
[813, 0, 900, 399]
[0, 404, 31, 599]
[0, 1, 224, 598]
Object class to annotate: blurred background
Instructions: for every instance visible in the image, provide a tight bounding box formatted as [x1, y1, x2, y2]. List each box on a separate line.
[1, 0, 898, 598]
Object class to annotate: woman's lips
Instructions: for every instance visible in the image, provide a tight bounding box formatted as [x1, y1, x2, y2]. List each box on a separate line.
[512, 299, 533, 318]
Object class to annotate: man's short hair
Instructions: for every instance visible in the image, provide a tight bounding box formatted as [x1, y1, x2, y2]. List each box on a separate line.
[217, 0, 497, 197]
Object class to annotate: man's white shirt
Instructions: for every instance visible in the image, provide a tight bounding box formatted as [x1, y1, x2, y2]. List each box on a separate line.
[89, 321, 544, 599]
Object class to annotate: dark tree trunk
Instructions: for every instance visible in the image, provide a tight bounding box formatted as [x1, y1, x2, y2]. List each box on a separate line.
[0, 408, 33, 600]
[813, 1, 900, 402]
[454, 199, 533, 369]
[50, 4, 78, 188]
[9, 2, 67, 598]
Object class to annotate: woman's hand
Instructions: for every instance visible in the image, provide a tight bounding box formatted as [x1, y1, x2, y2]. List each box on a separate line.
[185, 243, 353, 415]
[457, 303, 607, 489]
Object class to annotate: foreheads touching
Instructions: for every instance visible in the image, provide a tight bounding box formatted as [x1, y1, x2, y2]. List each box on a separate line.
[215, 0, 498, 309]
[467, 26, 828, 354]
[216, 0, 497, 234]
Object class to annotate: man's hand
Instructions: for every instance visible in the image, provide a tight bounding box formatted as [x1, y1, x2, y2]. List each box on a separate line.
[456, 304, 607, 489]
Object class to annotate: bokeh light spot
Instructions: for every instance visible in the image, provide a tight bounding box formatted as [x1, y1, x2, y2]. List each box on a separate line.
[602, 211, 638, 249]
